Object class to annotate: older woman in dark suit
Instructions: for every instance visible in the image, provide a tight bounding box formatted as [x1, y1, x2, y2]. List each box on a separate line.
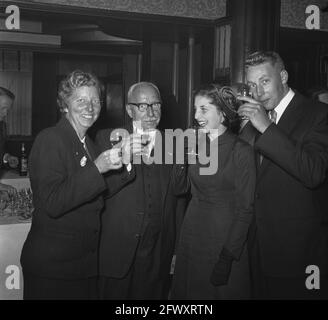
[21, 70, 122, 299]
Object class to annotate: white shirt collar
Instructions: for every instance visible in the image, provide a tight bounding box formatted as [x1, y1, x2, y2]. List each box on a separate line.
[274, 88, 295, 123]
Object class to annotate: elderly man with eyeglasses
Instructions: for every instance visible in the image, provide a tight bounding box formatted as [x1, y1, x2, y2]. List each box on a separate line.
[96, 82, 186, 299]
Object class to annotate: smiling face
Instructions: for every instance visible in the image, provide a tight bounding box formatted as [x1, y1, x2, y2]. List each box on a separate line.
[246, 62, 289, 111]
[126, 84, 161, 131]
[64, 86, 101, 138]
[0, 95, 13, 121]
[194, 95, 226, 132]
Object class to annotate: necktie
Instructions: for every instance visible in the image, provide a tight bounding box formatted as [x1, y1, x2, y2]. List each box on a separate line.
[259, 110, 278, 165]
[82, 141, 92, 160]
[269, 110, 277, 124]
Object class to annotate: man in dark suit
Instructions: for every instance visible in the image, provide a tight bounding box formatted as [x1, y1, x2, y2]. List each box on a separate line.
[0, 87, 18, 195]
[306, 87, 328, 227]
[96, 82, 184, 299]
[238, 51, 328, 299]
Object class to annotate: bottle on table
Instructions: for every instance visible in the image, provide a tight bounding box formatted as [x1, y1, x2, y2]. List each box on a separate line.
[19, 143, 28, 176]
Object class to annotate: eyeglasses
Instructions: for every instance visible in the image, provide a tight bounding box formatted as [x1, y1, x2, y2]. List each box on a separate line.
[129, 102, 162, 112]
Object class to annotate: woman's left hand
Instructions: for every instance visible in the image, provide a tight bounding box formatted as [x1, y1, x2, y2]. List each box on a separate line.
[94, 148, 123, 174]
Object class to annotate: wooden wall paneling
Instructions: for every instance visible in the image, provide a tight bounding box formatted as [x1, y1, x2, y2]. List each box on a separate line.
[279, 28, 328, 93]
[198, 26, 214, 85]
[149, 41, 176, 130]
[20, 51, 33, 72]
[186, 31, 195, 128]
[32, 52, 58, 136]
[172, 42, 179, 98]
[137, 52, 142, 83]
[228, 0, 280, 84]
[0, 70, 32, 136]
[178, 46, 188, 129]
[141, 40, 152, 82]
[3, 50, 19, 72]
[213, 24, 231, 85]
[123, 53, 139, 125]
[0, 50, 3, 71]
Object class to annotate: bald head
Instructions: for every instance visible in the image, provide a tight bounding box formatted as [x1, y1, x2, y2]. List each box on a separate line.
[127, 82, 161, 103]
[126, 82, 162, 130]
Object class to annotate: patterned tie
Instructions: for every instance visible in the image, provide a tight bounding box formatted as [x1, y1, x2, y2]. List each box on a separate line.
[82, 140, 92, 160]
[269, 110, 277, 124]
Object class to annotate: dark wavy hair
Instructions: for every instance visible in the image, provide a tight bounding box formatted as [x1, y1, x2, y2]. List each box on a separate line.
[57, 70, 103, 113]
[194, 83, 240, 131]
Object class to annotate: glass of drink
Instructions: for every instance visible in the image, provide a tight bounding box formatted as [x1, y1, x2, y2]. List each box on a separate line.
[141, 128, 157, 157]
[235, 83, 252, 98]
[0, 192, 8, 217]
[232, 83, 252, 120]
[109, 131, 123, 149]
[141, 132, 150, 147]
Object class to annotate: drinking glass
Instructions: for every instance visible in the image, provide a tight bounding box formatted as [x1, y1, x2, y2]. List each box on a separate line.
[109, 131, 123, 149]
[19, 188, 33, 220]
[0, 192, 8, 217]
[232, 83, 252, 120]
[8, 192, 19, 216]
[132, 124, 153, 157]
[234, 83, 252, 99]
[141, 132, 151, 147]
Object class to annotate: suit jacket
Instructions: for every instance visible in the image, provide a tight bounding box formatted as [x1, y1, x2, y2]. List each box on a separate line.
[240, 92, 328, 277]
[96, 126, 185, 285]
[21, 117, 107, 279]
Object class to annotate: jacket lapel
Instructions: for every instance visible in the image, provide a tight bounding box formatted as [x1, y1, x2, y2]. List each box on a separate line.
[85, 136, 97, 160]
[257, 92, 307, 181]
[239, 121, 261, 170]
[151, 129, 171, 215]
[275, 92, 306, 136]
[239, 121, 259, 147]
[57, 117, 93, 164]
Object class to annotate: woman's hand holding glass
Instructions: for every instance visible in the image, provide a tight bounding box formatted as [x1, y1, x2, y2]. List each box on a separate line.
[94, 148, 123, 174]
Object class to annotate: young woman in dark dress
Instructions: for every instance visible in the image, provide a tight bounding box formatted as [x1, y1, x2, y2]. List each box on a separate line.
[171, 84, 256, 299]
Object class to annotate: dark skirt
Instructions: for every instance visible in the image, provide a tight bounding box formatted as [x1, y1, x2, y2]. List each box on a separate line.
[171, 199, 251, 300]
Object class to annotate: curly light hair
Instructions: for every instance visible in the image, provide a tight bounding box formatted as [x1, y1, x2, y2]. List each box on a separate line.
[57, 70, 102, 113]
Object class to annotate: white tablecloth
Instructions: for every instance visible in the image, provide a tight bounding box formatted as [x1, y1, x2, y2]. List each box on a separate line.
[0, 170, 31, 300]
[0, 170, 31, 190]
[0, 222, 31, 300]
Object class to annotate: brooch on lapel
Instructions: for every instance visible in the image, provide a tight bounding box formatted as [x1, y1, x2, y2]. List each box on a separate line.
[80, 156, 87, 167]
